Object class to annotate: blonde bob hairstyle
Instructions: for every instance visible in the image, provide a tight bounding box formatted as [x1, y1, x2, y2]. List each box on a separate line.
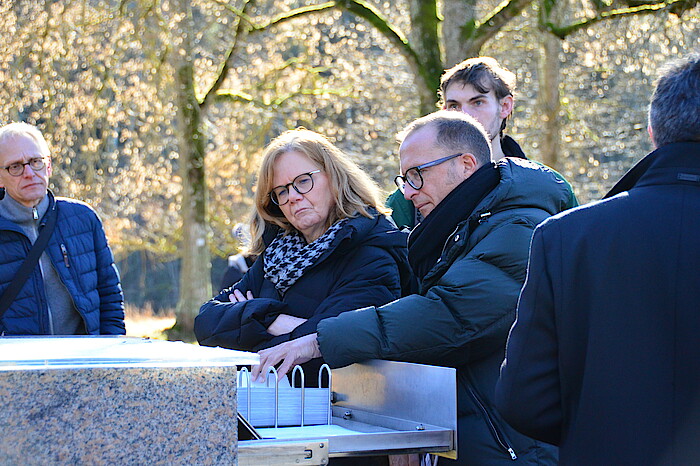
[249, 128, 388, 255]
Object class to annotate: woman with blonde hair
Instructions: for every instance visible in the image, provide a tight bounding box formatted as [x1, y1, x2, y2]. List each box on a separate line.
[195, 128, 411, 383]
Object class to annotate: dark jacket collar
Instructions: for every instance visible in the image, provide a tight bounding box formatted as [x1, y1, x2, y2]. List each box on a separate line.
[501, 135, 527, 159]
[604, 142, 700, 199]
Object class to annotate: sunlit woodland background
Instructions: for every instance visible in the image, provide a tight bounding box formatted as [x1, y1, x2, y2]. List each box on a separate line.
[1, 0, 697, 338]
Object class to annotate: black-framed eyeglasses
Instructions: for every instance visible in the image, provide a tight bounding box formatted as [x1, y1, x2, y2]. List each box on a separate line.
[1, 157, 49, 177]
[269, 170, 321, 206]
[394, 153, 463, 192]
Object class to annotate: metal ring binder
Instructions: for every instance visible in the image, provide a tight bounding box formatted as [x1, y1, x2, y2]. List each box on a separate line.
[292, 365, 305, 427]
[237, 367, 252, 419]
[319, 364, 332, 425]
[265, 366, 280, 428]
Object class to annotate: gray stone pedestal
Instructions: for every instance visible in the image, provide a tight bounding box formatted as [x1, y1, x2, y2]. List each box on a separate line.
[0, 338, 253, 465]
[0, 366, 237, 465]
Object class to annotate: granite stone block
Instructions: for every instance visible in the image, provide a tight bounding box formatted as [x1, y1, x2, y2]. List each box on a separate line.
[0, 366, 237, 465]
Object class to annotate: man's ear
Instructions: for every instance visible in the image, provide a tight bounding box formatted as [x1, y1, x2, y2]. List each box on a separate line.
[460, 152, 480, 177]
[47, 157, 53, 177]
[647, 124, 658, 149]
[499, 95, 514, 119]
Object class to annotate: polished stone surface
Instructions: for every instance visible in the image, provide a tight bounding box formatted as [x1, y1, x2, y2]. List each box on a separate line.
[0, 364, 238, 465]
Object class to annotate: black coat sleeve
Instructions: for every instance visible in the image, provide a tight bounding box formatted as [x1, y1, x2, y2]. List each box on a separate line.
[495, 225, 563, 445]
[288, 244, 403, 339]
[194, 258, 290, 351]
[317, 220, 534, 369]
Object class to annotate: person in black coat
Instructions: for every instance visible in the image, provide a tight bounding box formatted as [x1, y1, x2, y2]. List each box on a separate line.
[495, 53, 700, 465]
[195, 128, 412, 384]
[219, 252, 256, 291]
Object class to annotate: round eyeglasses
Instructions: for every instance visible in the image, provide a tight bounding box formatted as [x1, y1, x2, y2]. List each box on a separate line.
[1, 157, 49, 177]
[394, 153, 463, 192]
[269, 170, 321, 206]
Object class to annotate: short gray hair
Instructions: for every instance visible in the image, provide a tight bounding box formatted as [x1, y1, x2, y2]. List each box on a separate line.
[0, 122, 51, 157]
[648, 53, 700, 147]
[398, 110, 492, 165]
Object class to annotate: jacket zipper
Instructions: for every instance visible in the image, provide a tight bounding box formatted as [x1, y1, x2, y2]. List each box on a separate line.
[467, 383, 517, 460]
[58, 244, 87, 332]
[443, 212, 492, 261]
[60, 244, 70, 268]
[419, 226, 462, 291]
[33, 206, 53, 333]
[439, 226, 461, 258]
[427, 211, 493, 283]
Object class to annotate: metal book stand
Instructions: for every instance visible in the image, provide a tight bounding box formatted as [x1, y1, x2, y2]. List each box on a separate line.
[237, 365, 333, 428]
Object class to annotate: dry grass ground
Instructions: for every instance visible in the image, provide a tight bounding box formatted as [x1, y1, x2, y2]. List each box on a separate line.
[124, 304, 176, 340]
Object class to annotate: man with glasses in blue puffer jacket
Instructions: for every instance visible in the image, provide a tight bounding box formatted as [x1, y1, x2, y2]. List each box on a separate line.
[0, 122, 124, 336]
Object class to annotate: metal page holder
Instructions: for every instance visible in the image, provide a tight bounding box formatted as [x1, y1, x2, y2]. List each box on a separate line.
[237, 364, 333, 429]
[239, 360, 457, 461]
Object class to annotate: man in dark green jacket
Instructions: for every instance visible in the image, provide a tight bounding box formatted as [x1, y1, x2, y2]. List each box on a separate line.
[254, 111, 570, 464]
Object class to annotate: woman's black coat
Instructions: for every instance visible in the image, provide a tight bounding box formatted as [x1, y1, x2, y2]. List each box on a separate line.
[195, 212, 411, 364]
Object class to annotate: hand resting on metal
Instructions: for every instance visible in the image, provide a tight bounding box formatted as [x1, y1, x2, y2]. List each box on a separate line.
[252, 333, 321, 382]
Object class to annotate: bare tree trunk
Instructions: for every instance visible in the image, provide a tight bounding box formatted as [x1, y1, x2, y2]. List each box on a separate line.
[442, 0, 479, 66]
[172, 0, 212, 339]
[406, 0, 444, 114]
[537, 32, 562, 169]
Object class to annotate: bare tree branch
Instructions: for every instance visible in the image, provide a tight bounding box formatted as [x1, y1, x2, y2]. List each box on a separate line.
[543, 0, 692, 38]
[200, 0, 256, 112]
[201, 1, 339, 111]
[461, 0, 533, 54]
[337, 0, 431, 105]
[259, 1, 337, 30]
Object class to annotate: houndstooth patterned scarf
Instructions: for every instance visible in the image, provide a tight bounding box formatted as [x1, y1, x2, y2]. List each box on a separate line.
[264, 219, 348, 295]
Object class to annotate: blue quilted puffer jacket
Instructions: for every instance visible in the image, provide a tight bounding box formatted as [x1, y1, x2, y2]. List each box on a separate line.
[0, 192, 125, 335]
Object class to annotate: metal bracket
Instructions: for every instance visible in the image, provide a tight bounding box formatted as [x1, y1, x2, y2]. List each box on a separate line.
[239, 439, 329, 465]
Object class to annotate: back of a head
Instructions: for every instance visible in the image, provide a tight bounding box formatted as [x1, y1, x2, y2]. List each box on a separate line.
[649, 53, 700, 148]
[439, 57, 516, 108]
[0, 122, 50, 157]
[399, 110, 493, 165]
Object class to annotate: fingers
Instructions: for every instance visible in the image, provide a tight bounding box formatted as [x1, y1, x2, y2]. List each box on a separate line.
[252, 348, 284, 383]
[250, 363, 263, 382]
[250, 350, 269, 381]
[276, 355, 296, 381]
[230, 289, 251, 303]
[252, 336, 321, 384]
[250, 360, 266, 382]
